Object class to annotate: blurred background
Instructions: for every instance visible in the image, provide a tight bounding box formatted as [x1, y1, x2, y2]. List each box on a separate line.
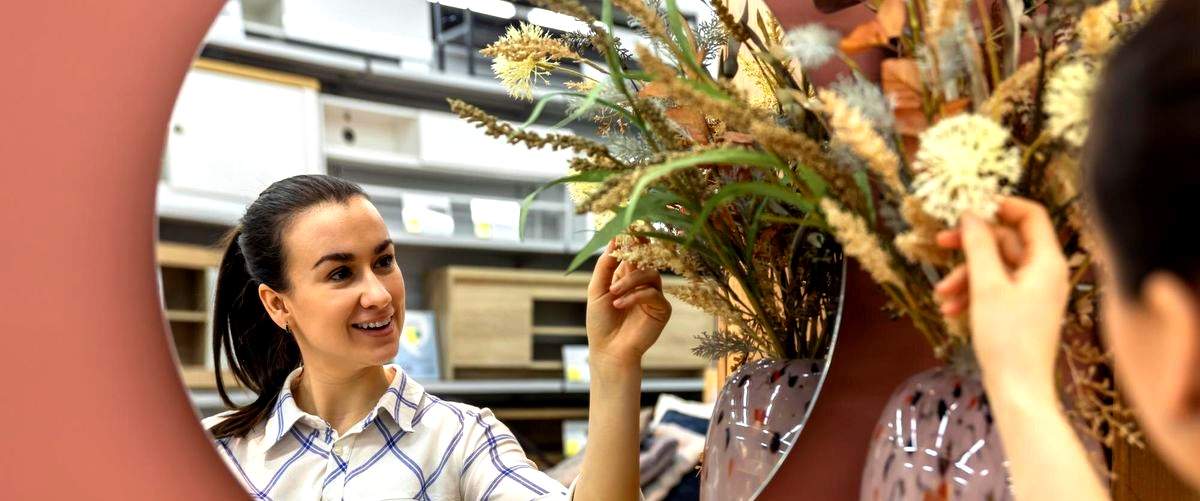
[155, 0, 718, 495]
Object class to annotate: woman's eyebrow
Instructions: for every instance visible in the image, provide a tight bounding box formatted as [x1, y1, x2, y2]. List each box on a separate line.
[313, 240, 392, 269]
[312, 252, 353, 270]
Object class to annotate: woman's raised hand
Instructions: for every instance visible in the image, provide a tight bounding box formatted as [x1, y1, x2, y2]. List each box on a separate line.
[935, 196, 1070, 396]
[585, 240, 672, 370]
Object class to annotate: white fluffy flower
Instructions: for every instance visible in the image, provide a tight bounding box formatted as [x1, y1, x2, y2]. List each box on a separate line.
[831, 74, 894, 130]
[1045, 61, 1098, 148]
[783, 24, 840, 68]
[911, 114, 1021, 225]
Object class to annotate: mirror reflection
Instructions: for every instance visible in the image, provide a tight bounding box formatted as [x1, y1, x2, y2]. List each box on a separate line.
[157, 1, 717, 499]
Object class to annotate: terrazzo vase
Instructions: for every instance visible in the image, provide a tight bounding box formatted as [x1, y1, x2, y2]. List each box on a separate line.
[700, 358, 828, 501]
[859, 363, 1011, 501]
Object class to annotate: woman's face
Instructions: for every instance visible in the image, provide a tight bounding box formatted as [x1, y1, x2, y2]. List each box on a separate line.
[1099, 235, 1200, 488]
[271, 196, 404, 374]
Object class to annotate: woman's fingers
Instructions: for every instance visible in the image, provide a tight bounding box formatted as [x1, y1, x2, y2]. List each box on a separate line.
[939, 294, 970, 317]
[589, 240, 621, 298]
[961, 214, 1009, 295]
[996, 197, 1062, 265]
[609, 266, 663, 296]
[937, 229, 962, 249]
[939, 224, 1024, 267]
[612, 285, 671, 316]
[936, 266, 968, 298]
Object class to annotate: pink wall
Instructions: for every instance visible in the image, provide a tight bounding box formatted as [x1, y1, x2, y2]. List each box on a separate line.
[0, 2, 244, 498]
[760, 265, 939, 499]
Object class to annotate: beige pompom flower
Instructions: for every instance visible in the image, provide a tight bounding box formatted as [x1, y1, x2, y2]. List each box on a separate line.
[482, 23, 579, 100]
[1045, 60, 1099, 149]
[911, 114, 1021, 225]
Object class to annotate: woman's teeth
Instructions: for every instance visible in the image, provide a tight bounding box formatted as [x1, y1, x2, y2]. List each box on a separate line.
[353, 319, 391, 329]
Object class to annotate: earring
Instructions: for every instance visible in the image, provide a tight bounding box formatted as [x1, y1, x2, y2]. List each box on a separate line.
[284, 323, 292, 334]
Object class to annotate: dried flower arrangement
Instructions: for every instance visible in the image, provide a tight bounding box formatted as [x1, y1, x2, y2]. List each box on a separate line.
[452, 0, 845, 362]
[453, 0, 1156, 448]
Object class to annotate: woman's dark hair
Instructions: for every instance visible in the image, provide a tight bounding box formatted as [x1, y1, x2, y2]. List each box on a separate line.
[209, 174, 367, 439]
[1084, 0, 1200, 298]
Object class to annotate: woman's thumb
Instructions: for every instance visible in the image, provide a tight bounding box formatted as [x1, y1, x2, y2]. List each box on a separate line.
[961, 214, 1007, 295]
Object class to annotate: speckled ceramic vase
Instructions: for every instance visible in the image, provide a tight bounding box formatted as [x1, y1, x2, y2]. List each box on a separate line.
[859, 361, 1011, 501]
[700, 358, 828, 501]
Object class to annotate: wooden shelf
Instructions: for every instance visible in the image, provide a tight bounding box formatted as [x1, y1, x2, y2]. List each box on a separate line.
[157, 242, 223, 268]
[179, 366, 242, 390]
[494, 407, 589, 421]
[531, 326, 588, 337]
[166, 310, 208, 322]
[527, 361, 564, 371]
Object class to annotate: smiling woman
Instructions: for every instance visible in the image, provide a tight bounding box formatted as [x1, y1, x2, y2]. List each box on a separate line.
[201, 174, 665, 500]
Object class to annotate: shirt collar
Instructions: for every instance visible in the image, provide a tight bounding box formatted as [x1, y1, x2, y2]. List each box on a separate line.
[261, 364, 425, 449]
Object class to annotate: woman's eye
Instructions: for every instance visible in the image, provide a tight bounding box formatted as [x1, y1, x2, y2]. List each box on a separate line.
[375, 254, 395, 269]
[329, 267, 351, 281]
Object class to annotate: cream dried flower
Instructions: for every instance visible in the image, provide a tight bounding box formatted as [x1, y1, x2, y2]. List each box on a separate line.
[483, 23, 579, 100]
[895, 197, 953, 266]
[611, 228, 699, 279]
[911, 114, 1021, 225]
[492, 56, 553, 101]
[665, 279, 746, 330]
[481, 23, 578, 62]
[817, 89, 905, 195]
[783, 24, 840, 68]
[820, 199, 903, 287]
[1045, 60, 1099, 149]
[1079, 0, 1119, 56]
[567, 178, 599, 206]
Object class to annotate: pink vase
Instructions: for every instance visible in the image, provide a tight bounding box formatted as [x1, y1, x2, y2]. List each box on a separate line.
[701, 358, 829, 501]
[859, 364, 1011, 501]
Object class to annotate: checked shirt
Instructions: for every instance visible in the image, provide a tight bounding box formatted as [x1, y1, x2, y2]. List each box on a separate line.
[203, 365, 573, 500]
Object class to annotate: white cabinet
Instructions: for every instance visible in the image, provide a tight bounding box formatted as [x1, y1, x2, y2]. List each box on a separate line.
[160, 60, 322, 224]
[247, 0, 434, 71]
[417, 110, 574, 182]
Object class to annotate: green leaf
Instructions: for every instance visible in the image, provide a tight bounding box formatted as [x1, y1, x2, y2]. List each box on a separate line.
[623, 148, 787, 228]
[622, 71, 655, 81]
[553, 84, 605, 128]
[853, 168, 876, 223]
[521, 170, 617, 239]
[759, 214, 830, 231]
[519, 90, 637, 130]
[664, 0, 705, 78]
[566, 203, 631, 273]
[745, 199, 768, 262]
[687, 181, 815, 244]
[564, 187, 696, 273]
[794, 163, 828, 198]
[600, 0, 626, 90]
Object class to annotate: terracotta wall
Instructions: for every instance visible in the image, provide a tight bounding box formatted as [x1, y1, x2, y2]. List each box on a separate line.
[758, 264, 940, 499]
[0, 2, 245, 499]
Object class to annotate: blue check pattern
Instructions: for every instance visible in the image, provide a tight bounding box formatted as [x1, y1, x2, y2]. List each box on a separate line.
[203, 365, 572, 501]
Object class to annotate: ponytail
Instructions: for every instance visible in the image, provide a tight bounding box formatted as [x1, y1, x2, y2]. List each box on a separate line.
[206, 175, 366, 439]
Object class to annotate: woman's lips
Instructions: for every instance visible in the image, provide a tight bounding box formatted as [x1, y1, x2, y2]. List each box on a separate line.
[351, 318, 396, 337]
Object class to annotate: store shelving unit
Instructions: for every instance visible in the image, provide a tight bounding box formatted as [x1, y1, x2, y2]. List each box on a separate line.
[157, 243, 242, 390]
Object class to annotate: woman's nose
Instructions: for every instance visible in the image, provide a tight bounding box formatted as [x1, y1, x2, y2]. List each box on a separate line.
[359, 270, 391, 309]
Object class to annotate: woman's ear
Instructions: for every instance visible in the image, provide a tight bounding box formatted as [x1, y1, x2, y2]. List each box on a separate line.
[1142, 272, 1200, 422]
[258, 283, 291, 331]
